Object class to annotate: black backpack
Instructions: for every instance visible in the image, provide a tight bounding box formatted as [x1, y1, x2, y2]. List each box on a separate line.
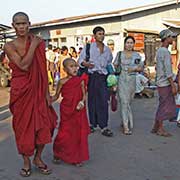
[77, 43, 90, 76]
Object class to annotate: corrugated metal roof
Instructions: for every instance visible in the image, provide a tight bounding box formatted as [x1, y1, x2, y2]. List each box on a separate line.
[31, 0, 178, 28]
[0, 24, 11, 32]
[124, 28, 159, 34]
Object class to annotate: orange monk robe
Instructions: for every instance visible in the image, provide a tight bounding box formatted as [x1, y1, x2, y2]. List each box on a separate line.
[53, 75, 90, 164]
[59, 54, 70, 79]
[9, 39, 57, 156]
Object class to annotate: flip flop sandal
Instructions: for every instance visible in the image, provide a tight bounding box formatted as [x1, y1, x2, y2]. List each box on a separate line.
[151, 128, 158, 134]
[123, 129, 132, 135]
[156, 131, 172, 137]
[177, 122, 180, 128]
[101, 129, 113, 137]
[52, 158, 61, 164]
[20, 168, 31, 177]
[73, 162, 83, 167]
[35, 164, 52, 175]
[90, 126, 95, 133]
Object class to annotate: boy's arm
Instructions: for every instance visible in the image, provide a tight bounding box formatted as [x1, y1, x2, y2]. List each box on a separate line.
[46, 87, 50, 105]
[51, 80, 63, 102]
[76, 80, 86, 110]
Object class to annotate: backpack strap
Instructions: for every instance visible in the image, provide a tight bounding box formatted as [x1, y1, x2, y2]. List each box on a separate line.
[114, 51, 122, 75]
[118, 51, 121, 66]
[85, 43, 90, 62]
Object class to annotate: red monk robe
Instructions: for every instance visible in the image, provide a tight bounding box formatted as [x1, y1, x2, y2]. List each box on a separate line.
[9, 39, 57, 156]
[53, 75, 90, 164]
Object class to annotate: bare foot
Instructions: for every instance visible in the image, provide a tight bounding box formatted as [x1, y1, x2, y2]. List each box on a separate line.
[151, 122, 159, 134]
[156, 129, 172, 137]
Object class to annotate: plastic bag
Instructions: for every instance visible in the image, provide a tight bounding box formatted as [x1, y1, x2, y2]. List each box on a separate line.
[107, 74, 118, 87]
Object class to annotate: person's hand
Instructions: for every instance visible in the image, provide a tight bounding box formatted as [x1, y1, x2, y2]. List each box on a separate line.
[172, 84, 177, 96]
[82, 61, 95, 69]
[178, 86, 180, 94]
[31, 36, 42, 48]
[128, 68, 134, 73]
[51, 95, 59, 102]
[76, 100, 85, 110]
[46, 94, 52, 106]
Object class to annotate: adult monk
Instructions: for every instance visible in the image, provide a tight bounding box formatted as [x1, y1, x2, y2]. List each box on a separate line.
[4, 12, 57, 177]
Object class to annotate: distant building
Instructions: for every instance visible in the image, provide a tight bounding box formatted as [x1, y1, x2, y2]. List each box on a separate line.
[0, 24, 11, 47]
[5, 0, 180, 71]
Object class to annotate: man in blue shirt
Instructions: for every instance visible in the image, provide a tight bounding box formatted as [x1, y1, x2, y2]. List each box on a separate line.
[78, 26, 113, 137]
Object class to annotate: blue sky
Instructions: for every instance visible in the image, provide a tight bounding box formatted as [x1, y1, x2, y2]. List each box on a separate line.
[0, 0, 170, 26]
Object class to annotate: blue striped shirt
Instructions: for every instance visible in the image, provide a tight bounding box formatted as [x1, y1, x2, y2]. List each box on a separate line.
[78, 42, 113, 75]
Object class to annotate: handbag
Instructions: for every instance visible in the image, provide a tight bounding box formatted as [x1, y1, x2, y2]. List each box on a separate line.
[114, 51, 122, 75]
[77, 43, 91, 76]
[111, 92, 118, 112]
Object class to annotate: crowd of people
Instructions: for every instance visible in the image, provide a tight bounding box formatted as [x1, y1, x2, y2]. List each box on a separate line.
[45, 43, 82, 89]
[3, 11, 180, 177]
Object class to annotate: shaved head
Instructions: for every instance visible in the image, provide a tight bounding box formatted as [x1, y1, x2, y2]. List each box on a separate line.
[63, 58, 76, 68]
[12, 12, 29, 22]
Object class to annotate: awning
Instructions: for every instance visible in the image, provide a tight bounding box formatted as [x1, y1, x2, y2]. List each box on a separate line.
[124, 28, 159, 34]
[162, 18, 180, 28]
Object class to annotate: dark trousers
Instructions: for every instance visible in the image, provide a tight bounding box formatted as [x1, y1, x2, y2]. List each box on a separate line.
[88, 72, 109, 129]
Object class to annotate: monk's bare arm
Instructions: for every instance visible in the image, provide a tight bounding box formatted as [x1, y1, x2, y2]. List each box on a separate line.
[56, 80, 63, 96]
[4, 36, 41, 71]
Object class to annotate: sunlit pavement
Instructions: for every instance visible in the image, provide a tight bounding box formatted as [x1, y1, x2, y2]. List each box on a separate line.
[1, 88, 180, 180]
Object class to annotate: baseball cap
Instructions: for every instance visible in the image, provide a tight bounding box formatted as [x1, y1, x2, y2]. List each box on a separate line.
[107, 39, 114, 45]
[159, 29, 178, 40]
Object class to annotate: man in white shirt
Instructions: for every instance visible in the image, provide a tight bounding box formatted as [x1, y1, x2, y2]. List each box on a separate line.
[46, 44, 55, 88]
[151, 29, 177, 137]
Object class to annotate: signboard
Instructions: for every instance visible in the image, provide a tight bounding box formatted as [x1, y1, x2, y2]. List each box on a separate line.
[128, 33, 144, 51]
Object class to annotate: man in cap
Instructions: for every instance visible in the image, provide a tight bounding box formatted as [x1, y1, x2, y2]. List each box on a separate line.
[151, 29, 177, 137]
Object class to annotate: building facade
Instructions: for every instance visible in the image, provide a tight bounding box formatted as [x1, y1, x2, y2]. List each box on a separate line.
[28, 1, 180, 69]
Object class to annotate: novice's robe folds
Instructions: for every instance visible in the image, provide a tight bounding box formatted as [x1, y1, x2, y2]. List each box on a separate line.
[53, 75, 90, 164]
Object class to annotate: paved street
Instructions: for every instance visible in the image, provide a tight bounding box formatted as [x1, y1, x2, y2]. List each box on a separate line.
[0, 88, 180, 180]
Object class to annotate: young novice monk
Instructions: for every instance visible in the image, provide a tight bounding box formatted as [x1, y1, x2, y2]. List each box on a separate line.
[52, 58, 90, 166]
